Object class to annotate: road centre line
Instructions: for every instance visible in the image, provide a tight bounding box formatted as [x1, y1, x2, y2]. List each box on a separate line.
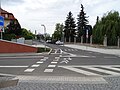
[0, 56, 44, 59]
[0, 66, 28, 68]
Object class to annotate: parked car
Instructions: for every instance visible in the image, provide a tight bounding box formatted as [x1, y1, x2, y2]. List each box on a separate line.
[55, 40, 64, 45]
[46, 40, 52, 43]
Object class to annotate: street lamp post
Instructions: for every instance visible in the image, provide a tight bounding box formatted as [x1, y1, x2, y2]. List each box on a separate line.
[41, 24, 46, 51]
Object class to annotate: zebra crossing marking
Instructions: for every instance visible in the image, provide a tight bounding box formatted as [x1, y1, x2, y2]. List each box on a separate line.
[88, 67, 120, 75]
[58, 65, 120, 76]
[59, 66, 100, 76]
[101, 66, 120, 72]
[64, 49, 78, 52]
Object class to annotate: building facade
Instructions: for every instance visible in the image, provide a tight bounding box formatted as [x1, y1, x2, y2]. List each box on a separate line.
[0, 8, 16, 27]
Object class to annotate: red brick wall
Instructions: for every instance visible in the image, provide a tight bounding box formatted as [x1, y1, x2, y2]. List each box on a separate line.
[0, 40, 37, 53]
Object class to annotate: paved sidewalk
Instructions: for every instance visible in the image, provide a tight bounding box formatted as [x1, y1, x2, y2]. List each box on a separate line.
[1, 76, 120, 90]
[64, 44, 120, 56]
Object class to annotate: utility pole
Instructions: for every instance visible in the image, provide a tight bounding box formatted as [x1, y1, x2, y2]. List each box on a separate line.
[41, 24, 46, 51]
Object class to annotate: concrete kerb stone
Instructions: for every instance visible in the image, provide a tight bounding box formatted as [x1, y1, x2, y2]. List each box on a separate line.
[64, 44, 120, 56]
[0, 79, 19, 89]
[0, 74, 19, 89]
[48, 48, 53, 55]
[15, 75, 107, 84]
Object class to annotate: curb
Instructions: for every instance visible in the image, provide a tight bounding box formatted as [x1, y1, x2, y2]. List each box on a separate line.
[48, 48, 53, 55]
[0, 73, 19, 89]
[0, 79, 19, 89]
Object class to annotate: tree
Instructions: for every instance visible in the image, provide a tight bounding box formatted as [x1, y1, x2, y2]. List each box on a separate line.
[93, 11, 120, 46]
[52, 23, 64, 41]
[21, 28, 34, 40]
[77, 4, 89, 42]
[64, 11, 76, 42]
[6, 19, 22, 36]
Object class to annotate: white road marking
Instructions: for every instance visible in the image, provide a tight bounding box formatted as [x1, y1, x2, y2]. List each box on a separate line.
[24, 69, 35, 72]
[60, 60, 69, 64]
[88, 67, 120, 75]
[0, 66, 28, 68]
[64, 49, 67, 51]
[59, 66, 100, 76]
[44, 57, 49, 59]
[44, 69, 54, 72]
[71, 49, 74, 51]
[64, 58, 67, 60]
[60, 49, 63, 54]
[36, 61, 43, 64]
[101, 66, 120, 72]
[48, 65, 56, 67]
[51, 62, 58, 64]
[63, 65, 120, 67]
[68, 57, 72, 60]
[58, 65, 120, 76]
[68, 49, 71, 51]
[60, 55, 96, 58]
[75, 49, 78, 51]
[55, 57, 60, 59]
[40, 59, 46, 61]
[55, 49, 58, 53]
[31, 64, 40, 67]
[104, 57, 117, 59]
[0, 56, 44, 59]
[53, 59, 59, 61]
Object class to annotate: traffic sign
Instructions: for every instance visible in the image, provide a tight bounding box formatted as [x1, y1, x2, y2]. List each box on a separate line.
[0, 16, 4, 26]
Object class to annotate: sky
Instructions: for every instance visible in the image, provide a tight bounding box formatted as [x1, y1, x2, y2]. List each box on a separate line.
[1, 0, 120, 35]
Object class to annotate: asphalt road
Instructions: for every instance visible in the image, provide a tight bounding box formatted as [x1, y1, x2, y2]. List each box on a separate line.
[0, 42, 120, 77]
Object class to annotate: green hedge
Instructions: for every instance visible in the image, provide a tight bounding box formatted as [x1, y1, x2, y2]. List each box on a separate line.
[37, 47, 50, 53]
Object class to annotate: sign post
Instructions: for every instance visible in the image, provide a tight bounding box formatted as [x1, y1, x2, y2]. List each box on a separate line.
[0, 16, 4, 39]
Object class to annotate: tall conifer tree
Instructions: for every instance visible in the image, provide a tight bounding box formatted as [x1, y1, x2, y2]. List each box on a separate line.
[64, 11, 76, 42]
[77, 4, 88, 42]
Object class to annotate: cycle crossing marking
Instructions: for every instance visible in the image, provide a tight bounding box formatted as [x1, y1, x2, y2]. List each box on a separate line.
[24, 69, 35, 72]
[44, 57, 60, 73]
[44, 69, 54, 72]
[64, 49, 78, 52]
[51, 62, 58, 64]
[31, 64, 40, 67]
[24, 57, 49, 73]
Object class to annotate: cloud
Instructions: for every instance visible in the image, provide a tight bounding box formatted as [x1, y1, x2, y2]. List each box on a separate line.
[1, 0, 120, 35]
[2, 0, 24, 6]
